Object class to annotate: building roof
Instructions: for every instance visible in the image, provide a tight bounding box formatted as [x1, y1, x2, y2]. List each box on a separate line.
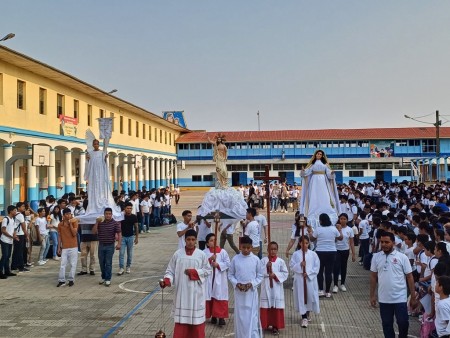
[176, 127, 450, 143]
[0, 46, 189, 133]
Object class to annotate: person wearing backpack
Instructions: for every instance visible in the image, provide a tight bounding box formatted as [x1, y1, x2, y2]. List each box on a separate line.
[0, 205, 19, 279]
[11, 202, 30, 273]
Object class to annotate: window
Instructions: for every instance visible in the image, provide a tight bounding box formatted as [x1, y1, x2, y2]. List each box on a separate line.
[370, 163, 394, 169]
[119, 115, 123, 134]
[273, 143, 283, 149]
[178, 144, 188, 150]
[143, 123, 146, 139]
[165, 131, 167, 144]
[285, 142, 295, 149]
[0, 73, 3, 105]
[395, 140, 407, 147]
[330, 163, 344, 170]
[192, 175, 202, 182]
[136, 121, 139, 137]
[128, 118, 132, 136]
[99, 109, 104, 118]
[262, 143, 271, 149]
[154, 128, 157, 142]
[399, 170, 410, 176]
[149, 125, 152, 140]
[57, 94, 64, 117]
[422, 139, 436, 153]
[408, 140, 420, 146]
[17, 80, 25, 109]
[169, 133, 172, 145]
[87, 104, 92, 126]
[227, 164, 248, 171]
[249, 164, 270, 171]
[296, 163, 308, 170]
[345, 163, 368, 170]
[395, 163, 410, 169]
[201, 143, 212, 149]
[250, 143, 261, 149]
[253, 172, 265, 179]
[74, 100, 79, 119]
[39, 88, 46, 115]
[297, 143, 306, 148]
[110, 112, 114, 131]
[203, 175, 213, 181]
[349, 171, 364, 177]
[273, 163, 295, 170]
[160, 130, 163, 143]
[190, 144, 200, 150]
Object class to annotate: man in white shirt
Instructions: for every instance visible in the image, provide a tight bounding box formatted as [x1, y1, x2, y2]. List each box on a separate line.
[241, 208, 260, 256]
[219, 220, 240, 254]
[11, 202, 30, 273]
[254, 207, 268, 259]
[0, 205, 19, 279]
[370, 232, 416, 338]
[176, 210, 195, 250]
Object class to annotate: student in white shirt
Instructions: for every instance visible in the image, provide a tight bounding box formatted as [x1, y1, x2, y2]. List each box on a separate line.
[0, 205, 19, 279]
[333, 213, 356, 293]
[139, 195, 151, 233]
[176, 210, 195, 250]
[358, 211, 371, 265]
[254, 207, 268, 259]
[241, 208, 260, 256]
[435, 276, 450, 337]
[370, 232, 416, 338]
[35, 208, 50, 265]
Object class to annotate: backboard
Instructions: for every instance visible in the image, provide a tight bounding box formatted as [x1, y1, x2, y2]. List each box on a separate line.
[32, 144, 51, 166]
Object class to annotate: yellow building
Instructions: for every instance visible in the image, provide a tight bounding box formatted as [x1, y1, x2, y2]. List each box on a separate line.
[0, 45, 188, 212]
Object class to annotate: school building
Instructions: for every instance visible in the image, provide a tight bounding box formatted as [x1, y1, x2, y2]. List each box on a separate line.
[175, 128, 450, 187]
[0, 45, 187, 212]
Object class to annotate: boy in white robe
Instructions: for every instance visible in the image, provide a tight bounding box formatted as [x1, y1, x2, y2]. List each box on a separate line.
[290, 235, 320, 328]
[160, 229, 212, 338]
[260, 241, 289, 335]
[229, 235, 263, 338]
[204, 233, 230, 326]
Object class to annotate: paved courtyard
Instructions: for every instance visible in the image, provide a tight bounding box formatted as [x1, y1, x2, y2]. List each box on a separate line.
[0, 189, 420, 337]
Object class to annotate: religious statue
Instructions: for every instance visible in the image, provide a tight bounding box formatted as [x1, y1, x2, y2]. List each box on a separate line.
[299, 149, 340, 227]
[208, 133, 228, 189]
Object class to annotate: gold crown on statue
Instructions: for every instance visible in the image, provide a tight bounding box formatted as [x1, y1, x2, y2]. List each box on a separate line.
[214, 133, 227, 142]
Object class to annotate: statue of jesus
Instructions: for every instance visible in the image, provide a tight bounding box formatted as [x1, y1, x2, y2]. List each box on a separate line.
[208, 133, 228, 189]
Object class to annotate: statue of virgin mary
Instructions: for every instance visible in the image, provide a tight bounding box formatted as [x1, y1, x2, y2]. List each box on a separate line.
[299, 149, 340, 227]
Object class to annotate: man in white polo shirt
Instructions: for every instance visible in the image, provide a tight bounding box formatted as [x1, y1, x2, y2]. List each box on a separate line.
[370, 231, 416, 338]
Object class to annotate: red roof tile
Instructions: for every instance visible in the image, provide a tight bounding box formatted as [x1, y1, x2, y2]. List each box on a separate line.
[176, 127, 450, 143]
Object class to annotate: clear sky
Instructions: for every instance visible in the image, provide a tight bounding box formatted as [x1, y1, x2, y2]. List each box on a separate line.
[3, 1, 450, 132]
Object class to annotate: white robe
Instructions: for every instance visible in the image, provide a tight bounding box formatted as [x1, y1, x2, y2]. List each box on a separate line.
[228, 253, 263, 338]
[203, 248, 230, 301]
[299, 161, 340, 227]
[164, 248, 212, 325]
[80, 149, 123, 223]
[290, 249, 320, 315]
[260, 257, 289, 309]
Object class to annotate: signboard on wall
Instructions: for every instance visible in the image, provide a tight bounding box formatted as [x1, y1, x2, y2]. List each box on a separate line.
[59, 115, 78, 136]
[370, 140, 394, 158]
[162, 111, 187, 128]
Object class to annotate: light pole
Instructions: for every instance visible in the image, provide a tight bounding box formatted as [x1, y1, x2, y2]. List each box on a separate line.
[257, 111, 260, 131]
[0, 33, 15, 42]
[404, 110, 441, 157]
[108, 89, 118, 94]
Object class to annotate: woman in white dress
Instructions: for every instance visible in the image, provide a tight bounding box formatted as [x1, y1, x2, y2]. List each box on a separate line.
[299, 150, 340, 227]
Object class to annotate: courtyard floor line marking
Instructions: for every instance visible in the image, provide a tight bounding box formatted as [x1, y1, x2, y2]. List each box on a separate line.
[103, 284, 160, 338]
[118, 276, 161, 294]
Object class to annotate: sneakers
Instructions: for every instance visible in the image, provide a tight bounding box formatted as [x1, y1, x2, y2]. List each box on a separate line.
[126, 267, 131, 274]
[105, 281, 111, 287]
[77, 271, 87, 275]
[99, 280, 106, 285]
[272, 327, 279, 335]
[301, 318, 308, 328]
[332, 285, 339, 293]
[318, 290, 325, 297]
[57, 281, 66, 287]
[18, 268, 30, 273]
[340, 285, 347, 292]
[68, 281, 74, 287]
[53, 256, 61, 261]
[37, 261, 46, 266]
[325, 292, 332, 298]
[25, 262, 34, 267]
[117, 268, 124, 276]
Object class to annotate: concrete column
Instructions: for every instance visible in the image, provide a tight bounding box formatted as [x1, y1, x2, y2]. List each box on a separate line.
[48, 149, 56, 197]
[79, 151, 86, 192]
[150, 158, 155, 189]
[138, 159, 144, 191]
[174, 161, 178, 185]
[113, 155, 119, 191]
[155, 158, 161, 188]
[64, 150, 73, 194]
[130, 159, 136, 191]
[27, 146, 38, 209]
[161, 159, 166, 188]
[144, 157, 150, 190]
[2, 145, 14, 209]
[122, 156, 129, 192]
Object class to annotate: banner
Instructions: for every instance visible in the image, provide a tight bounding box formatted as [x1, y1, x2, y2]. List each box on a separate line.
[163, 111, 187, 128]
[98, 118, 113, 140]
[59, 115, 78, 137]
[370, 141, 394, 158]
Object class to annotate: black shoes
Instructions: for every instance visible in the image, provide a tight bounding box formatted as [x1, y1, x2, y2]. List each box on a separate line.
[0, 274, 7, 279]
[211, 317, 217, 324]
[218, 318, 226, 326]
[68, 281, 74, 287]
[90, 271, 95, 276]
[57, 282, 66, 287]
[6, 272, 16, 276]
[77, 271, 87, 275]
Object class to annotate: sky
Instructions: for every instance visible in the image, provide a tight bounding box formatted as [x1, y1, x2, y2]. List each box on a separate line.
[2, 1, 450, 132]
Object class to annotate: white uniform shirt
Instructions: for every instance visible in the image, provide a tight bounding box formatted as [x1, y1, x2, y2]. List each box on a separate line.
[140, 200, 151, 213]
[436, 297, 450, 337]
[196, 219, 212, 242]
[35, 217, 49, 236]
[370, 250, 412, 303]
[176, 222, 188, 249]
[359, 219, 371, 240]
[244, 220, 260, 248]
[1, 216, 16, 244]
[254, 214, 268, 242]
[335, 226, 354, 251]
[313, 226, 340, 252]
[14, 213, 25, 236]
